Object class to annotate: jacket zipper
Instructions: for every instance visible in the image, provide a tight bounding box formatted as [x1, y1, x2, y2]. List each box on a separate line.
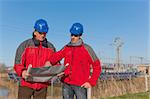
[37, 42, 42, 67]
[69, 47, 75, 80]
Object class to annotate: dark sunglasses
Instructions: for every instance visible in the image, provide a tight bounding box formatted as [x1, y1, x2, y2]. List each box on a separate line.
[39, 32, 46, 35]
[71, 34, 80, 37]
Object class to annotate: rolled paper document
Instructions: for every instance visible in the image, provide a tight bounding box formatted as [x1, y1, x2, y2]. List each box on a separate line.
[27, 64, 32, 73]
[25, 64, 32, 79]
[25, 64, 66, 82]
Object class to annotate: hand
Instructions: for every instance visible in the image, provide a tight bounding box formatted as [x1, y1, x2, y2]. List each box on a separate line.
[81, 82, 92, 88]
[57, 72, 64, 77]
[22, 70, 30, 79]
[56, 63, 68, 77]
[65, 63, 69, 67]
[44, 61, 52, 66]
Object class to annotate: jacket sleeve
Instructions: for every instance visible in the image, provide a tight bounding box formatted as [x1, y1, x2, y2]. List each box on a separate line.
[84, 44, 102, 86]
[14, 42, 27, 77]
[47, 42, 57, 65]
[88, 59, 101, 86]
[50, 46, 66, 65]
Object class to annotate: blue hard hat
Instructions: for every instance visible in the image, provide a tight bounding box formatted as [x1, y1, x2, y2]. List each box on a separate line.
[70, 23, 83, 35]
[34, 19, 49, 33]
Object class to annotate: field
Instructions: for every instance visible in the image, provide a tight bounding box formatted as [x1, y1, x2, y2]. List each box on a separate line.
[0, 73, 150, 99]
[108, 92, 150, 99]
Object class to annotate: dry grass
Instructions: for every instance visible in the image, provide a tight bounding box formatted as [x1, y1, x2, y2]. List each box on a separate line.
[92, 77, 148, 98]
[0, 76, 150, 99]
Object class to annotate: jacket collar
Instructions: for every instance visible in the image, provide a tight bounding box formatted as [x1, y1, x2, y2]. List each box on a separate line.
[32, 38, 48, 48]
[67, 39, 83, 47]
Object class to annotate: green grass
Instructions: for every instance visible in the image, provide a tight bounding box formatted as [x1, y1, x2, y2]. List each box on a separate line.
[105, 92, 150, 99]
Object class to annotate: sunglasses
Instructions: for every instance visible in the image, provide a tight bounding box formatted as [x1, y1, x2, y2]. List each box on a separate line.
[71, 34, 80, 37]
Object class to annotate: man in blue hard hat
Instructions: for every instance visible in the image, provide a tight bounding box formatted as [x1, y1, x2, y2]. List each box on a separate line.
[14, 19, 56, 99]
[50, 23, 102, 99]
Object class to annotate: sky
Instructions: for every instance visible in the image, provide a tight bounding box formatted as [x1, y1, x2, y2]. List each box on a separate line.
[0, 0, 149, 66]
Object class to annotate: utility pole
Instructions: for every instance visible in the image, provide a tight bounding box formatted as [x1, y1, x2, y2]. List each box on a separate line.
[139, 57, 144, 64]
[111, 37, 124, 72]
[130, 56, 144, 65]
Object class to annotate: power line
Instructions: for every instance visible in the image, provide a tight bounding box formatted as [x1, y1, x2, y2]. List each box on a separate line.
[110, 37, 124, 72]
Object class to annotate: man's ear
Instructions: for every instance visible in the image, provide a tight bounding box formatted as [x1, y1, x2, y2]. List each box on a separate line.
[34, 31, 38, 36]
[34, 32, 36, 35]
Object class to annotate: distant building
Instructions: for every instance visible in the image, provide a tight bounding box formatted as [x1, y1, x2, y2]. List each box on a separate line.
[137, 64, 150, 75]
[102, 63, 115, 73]
[102, 63, 134, 73]
[6, 67, 14, 72]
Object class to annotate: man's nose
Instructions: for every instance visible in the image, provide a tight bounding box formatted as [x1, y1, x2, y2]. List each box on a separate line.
[41, 33, 46, 37]
[71, 36, 74, 38]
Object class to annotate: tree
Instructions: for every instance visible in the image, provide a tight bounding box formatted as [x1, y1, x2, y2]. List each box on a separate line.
[0, 63, 7, 73]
